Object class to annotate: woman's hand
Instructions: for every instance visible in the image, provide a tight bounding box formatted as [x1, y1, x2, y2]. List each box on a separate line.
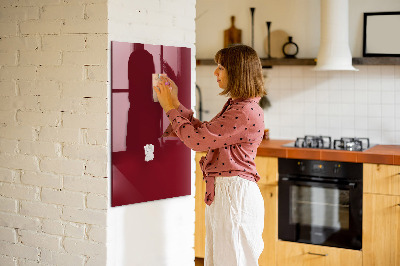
[153, 77, 175, 113]
[161, 76, 179, 107]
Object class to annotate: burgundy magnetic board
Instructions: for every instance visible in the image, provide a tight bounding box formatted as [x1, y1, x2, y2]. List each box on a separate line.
[111, 41, 191, 207]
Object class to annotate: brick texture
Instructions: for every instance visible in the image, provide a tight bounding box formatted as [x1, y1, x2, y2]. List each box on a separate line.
[0, 1, 108, 264]
[0, 0, 197, 264]
[40, 249, 85, 266]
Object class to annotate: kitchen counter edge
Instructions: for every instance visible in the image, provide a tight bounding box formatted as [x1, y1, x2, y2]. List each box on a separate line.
[196, 139, 400, 165]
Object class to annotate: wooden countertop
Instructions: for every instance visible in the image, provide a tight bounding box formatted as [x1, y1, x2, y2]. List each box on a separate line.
[255, 139, 400, 165]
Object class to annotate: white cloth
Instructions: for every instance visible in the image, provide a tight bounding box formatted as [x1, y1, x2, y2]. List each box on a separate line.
[205, 176, 265, 266]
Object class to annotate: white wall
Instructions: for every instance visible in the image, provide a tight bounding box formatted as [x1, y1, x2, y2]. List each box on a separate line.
[263, 65, 400, 144]
[196, 0, 319, 59]
[196, 0, 400, 58]
[197, 64, 400, 145]
[196, 0, 400, 145]
[107, 1, 197, 266]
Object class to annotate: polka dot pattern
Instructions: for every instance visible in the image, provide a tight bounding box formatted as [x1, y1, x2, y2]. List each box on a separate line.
[162, 97, 265, 205]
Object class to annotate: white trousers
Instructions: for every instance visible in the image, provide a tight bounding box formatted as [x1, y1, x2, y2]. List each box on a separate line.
[205, 176, 265, 266]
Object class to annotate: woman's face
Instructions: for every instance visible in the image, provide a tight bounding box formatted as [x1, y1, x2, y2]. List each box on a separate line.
[214, 64, 228, 89]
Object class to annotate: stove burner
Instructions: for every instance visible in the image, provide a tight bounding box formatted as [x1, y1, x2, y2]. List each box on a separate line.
[286, 136, 372, 151]
[295, 135, 332, 149]
[333, 137, 370, 151]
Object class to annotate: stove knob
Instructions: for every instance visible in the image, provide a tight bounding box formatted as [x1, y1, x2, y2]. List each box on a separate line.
[334, 164, 341, 174]
[298, 161, 305, 171]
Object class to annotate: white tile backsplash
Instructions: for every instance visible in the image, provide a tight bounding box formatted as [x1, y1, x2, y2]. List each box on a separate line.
[382, 90, 395, 104]
[382, 78, 395, 91]
[367, 104, 382, 118]
[355, 117, 368, 130]
[381, 66, 395, 77]
[196, 65, 400, 144]
[382, 117, 396, 131]
[341, 90, 355, 104]
[382, 105, 395, 118]
[395, 118, 400, 131]
[396, 88, 400, 104]
[367, 77, 381, 91]
[367, 91, 381, 105]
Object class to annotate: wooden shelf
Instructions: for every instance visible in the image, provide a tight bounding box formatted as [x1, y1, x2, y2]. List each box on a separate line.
[196, 57, 400, 67]
[195, 58, 315, 67]
[260, 58, 316, 66]
[352, 57, 400, 65]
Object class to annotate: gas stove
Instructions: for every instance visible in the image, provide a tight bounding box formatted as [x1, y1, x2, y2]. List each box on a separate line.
[283, 135, 374, 151]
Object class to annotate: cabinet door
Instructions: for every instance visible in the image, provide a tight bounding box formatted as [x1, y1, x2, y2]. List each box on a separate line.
[259, 185, 278, 266]
[255, 156, 278, 186]
[195, 152, 207, 258]
[277, 241, 362, 266]
[364, 164, 400, 196]
[363, 193, 400, 266]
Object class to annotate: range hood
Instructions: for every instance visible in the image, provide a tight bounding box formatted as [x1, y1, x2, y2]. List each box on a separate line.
[314, 0, 358, 71]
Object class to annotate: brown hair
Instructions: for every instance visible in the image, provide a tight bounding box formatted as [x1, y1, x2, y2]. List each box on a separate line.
[214, 44, 267, 99]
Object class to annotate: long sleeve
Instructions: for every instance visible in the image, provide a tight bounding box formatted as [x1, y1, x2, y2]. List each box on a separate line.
[161, 103, 202, 137]
[165, 97, 263, 206]
[165, 105, 249, 152]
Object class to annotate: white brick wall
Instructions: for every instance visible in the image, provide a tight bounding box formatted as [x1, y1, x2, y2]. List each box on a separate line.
[1, 0, 198, 264]
[0, 0, 108, 265]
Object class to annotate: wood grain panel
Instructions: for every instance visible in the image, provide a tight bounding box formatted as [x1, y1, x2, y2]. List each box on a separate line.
[363, 193, 400, 266]
[276, 241, 362, 266]
[364, 164, 400, 196]
[195, 151, 207, 258]
[258, 185, 278, 266]
[255, 156, 278, 186]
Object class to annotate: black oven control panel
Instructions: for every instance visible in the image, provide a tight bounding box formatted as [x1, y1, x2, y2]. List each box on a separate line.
[279, 158, 362, 180]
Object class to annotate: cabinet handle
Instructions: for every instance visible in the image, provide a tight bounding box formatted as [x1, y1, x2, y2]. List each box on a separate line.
[397, 204, 400, 207]
[307, 252, 328, 256]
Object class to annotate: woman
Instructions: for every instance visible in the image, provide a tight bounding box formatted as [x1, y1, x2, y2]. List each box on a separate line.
[153, 44, 267, 266]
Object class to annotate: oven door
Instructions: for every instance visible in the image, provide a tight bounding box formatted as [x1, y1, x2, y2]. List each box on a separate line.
[278, 176, 362, 250]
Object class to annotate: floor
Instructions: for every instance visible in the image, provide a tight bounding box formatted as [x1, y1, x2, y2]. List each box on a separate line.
[195, 257, 204, 266]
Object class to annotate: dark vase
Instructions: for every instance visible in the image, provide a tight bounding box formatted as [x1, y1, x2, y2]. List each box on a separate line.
[282, 36, 299, 58]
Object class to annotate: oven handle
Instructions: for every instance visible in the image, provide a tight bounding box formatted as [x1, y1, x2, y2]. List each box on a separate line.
[280, 177, 357, 189]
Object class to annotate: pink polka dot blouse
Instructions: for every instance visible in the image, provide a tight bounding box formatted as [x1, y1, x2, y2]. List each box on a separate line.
[162, 97, 265, 206]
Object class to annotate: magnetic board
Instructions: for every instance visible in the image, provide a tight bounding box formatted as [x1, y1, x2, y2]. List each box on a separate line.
[111, 41, 191, 207]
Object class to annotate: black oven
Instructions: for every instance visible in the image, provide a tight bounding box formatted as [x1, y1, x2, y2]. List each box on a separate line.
[278, 158, 363, 250]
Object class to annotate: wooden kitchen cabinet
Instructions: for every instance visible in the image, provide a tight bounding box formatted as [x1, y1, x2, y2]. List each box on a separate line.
[276, 241, 362, 266]
[364, 163, 400, 196]
[194, 154, 279, 263]
[195, 151, 207, 258]
[256, 156, 279, 266]
[258, 184, 278, 266]
[363, 163, 400, 266]
[255, 156, 278, 186]
[363, 193, 400, 266]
